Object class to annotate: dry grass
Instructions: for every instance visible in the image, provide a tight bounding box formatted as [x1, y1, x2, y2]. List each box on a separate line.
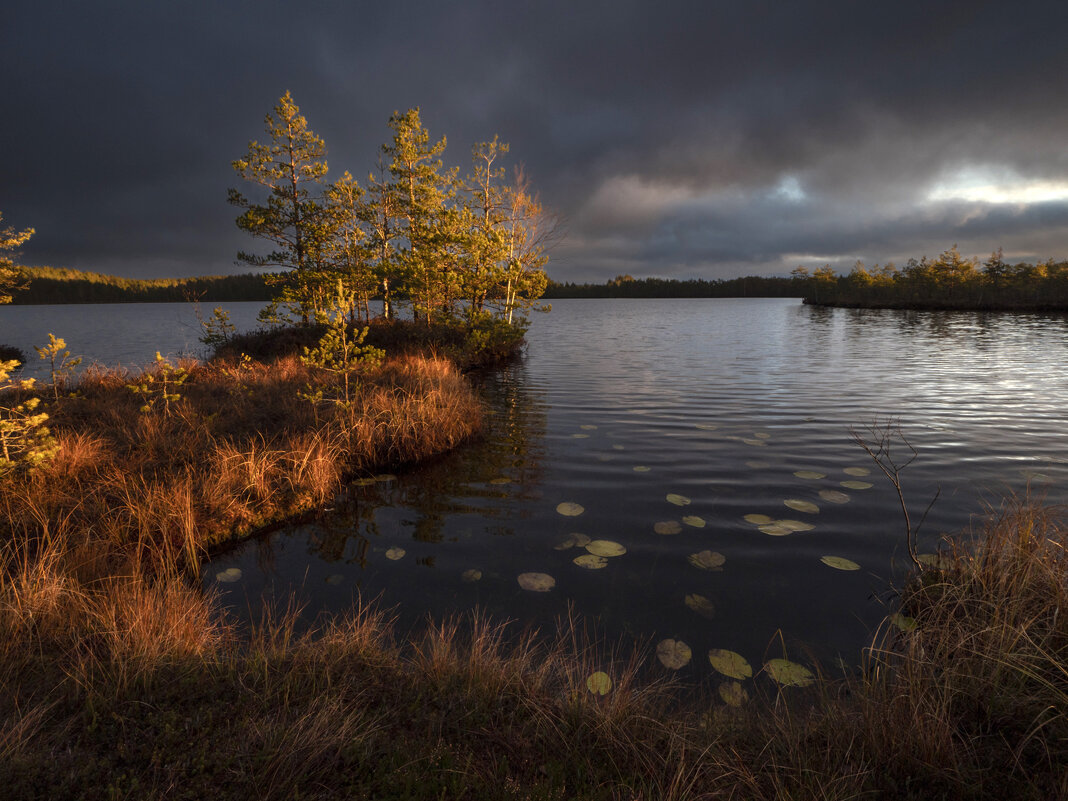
[2, 501, 1066, 798]
[1, 347, 482, 572]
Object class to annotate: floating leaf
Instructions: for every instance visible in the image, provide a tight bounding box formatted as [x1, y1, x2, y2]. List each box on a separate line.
[793, 470, 826, 480]
[517, 572, 555, 591]
[586, 539, 626, 557]
[684, 593, 716, 619]
[818, 489, 851, 504]
[917, 552, 951, 569]
[784, 499, 819, 514]
[573, 553, 608, 569]
[682, 515, 706, 528]
[753, 432, 771, 439]
[764, 658, 815, 687]
[385, 547, 406, 561]
[840, 480, 873, 490]
[654, 520, 683, 535]
[633, 465, 651, 472]
[688, 550, 726, 570]
[351, 477, 376, 487]
[718, 681, 749, 707]
[325, 574, 344, 585]
[375, 474, 397, 482]
[215, 567, 242, 583]
[571, 433, 590, 439]
[708, 649, 752, 680]
[461, 568, 482, 583]
[695, 423, 719, 430]
[612, 444, 625, 451]
[744, 513, 773, 525]
[587, 671, 613, 695]
[759, 523, 793, 536]
[666, 493, 691, 506]
[656, 639, 693, 670]
[742, 438, 767, 447]
[843, 466, 871, 477]
[556, 502, 585, 516]
[890, 612, 918, 632]
[821, 555, 860, 571]
[580, 424, 598, 430]
[777, 519, 815, 533]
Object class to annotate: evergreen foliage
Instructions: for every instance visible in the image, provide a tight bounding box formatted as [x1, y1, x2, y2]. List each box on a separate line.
[794, 246, 1068, 309]
[0, 211, 33, 305]
[11, 267, 273, 304]
[230, 94, 555, 328]
[0, 359, 57, 473]
[34, 334, 82, 401]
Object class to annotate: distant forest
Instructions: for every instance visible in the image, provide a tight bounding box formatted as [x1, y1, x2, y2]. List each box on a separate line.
[544, 275, 800, 298]
[794, 246, 1068, 310]
[11, 267, 273, 305]
[10, 268, 802, 305]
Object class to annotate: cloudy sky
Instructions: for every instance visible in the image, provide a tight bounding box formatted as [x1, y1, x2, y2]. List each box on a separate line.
[3, 1, 1067, 282]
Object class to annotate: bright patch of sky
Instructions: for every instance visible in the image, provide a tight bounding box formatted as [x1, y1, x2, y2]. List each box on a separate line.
[773, 175, 805, 202]
[927, 165, 1068, 205]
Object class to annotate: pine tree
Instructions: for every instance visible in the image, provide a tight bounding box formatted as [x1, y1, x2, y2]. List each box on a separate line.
[229, 92, 332, 324]
[0, 211, 33, 305]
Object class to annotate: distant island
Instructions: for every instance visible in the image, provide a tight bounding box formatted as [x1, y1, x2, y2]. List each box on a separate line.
[794, 246, 1068, 311]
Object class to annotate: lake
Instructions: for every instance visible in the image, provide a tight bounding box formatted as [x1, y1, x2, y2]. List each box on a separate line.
[4, 298, 1067, 681]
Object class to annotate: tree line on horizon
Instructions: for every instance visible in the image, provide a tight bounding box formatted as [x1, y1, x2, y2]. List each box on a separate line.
[229, 92, 554, 327]
[793, 246, 1068, 309]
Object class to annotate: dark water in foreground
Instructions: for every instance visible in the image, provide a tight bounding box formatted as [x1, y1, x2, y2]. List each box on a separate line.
[4, 298, 1067, 682]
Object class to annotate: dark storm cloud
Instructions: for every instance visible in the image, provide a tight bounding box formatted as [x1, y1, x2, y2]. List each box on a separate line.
[2, 0, 1067, 281]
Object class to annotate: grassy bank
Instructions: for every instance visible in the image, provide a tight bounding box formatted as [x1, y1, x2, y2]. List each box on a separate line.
[2, 477, 1065, 798]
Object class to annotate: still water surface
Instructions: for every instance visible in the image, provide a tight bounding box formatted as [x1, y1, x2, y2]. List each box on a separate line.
[4, 298, 1067, 681]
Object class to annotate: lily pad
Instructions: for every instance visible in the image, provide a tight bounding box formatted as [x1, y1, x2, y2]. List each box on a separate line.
[612, 444, 625, 451]
[633, 465, 651, 472]
[656, 639, 693, 670]
[385, 547, 406, 561]
[215, 567, 242, 583]
[587, 671, 613, 695]
[777, 519, 815, 533]
[375, 473, 397, 482]
[325, 574, 344, 585]
[746, 460, 770, 469]
[843, 466, 871, 476]
[654, 520, 683, 535]
[718, 681, 749, 707]
[793, 470, 826, 480]
[580, 424, 598, 430]
[708, 649, 752, 680]
[571, 433, 590, 439]
[818, 489, 851, 504]
[840, 480, 873, 490]
[688, 550, 726, 570]
[759, 523, 793, 536]
[461, 568, 482, 583]
[586, 539, 626, 557]
[821, 555, 860, 571]
[753, 432, 772, 439]
[556, 501, 585, 517]
[744, 513, 773, 525]
[764, 658, 815, 687]
[695, 423, 719, 430]
[573, 553, 608, 569]
[890, 612, 918, 632]
[742, 438, 767, 447]
[666, 493, 691, 506]
[517, 572, 555, 591]
[351, 477, 377, 487]
[784, 499, 819, 514]
[684, 593, 716, 619]
[682, 515, 706, 528]
[553, 533, 592, 550]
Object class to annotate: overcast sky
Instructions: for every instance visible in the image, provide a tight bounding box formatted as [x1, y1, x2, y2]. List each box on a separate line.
[3, 1, 1067, 282]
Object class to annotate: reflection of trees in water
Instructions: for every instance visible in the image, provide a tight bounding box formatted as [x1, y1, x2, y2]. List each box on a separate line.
[300, 358, 548, 560]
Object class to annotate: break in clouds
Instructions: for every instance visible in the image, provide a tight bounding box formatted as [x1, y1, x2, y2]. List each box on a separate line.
[3, 0, 1067, 281]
